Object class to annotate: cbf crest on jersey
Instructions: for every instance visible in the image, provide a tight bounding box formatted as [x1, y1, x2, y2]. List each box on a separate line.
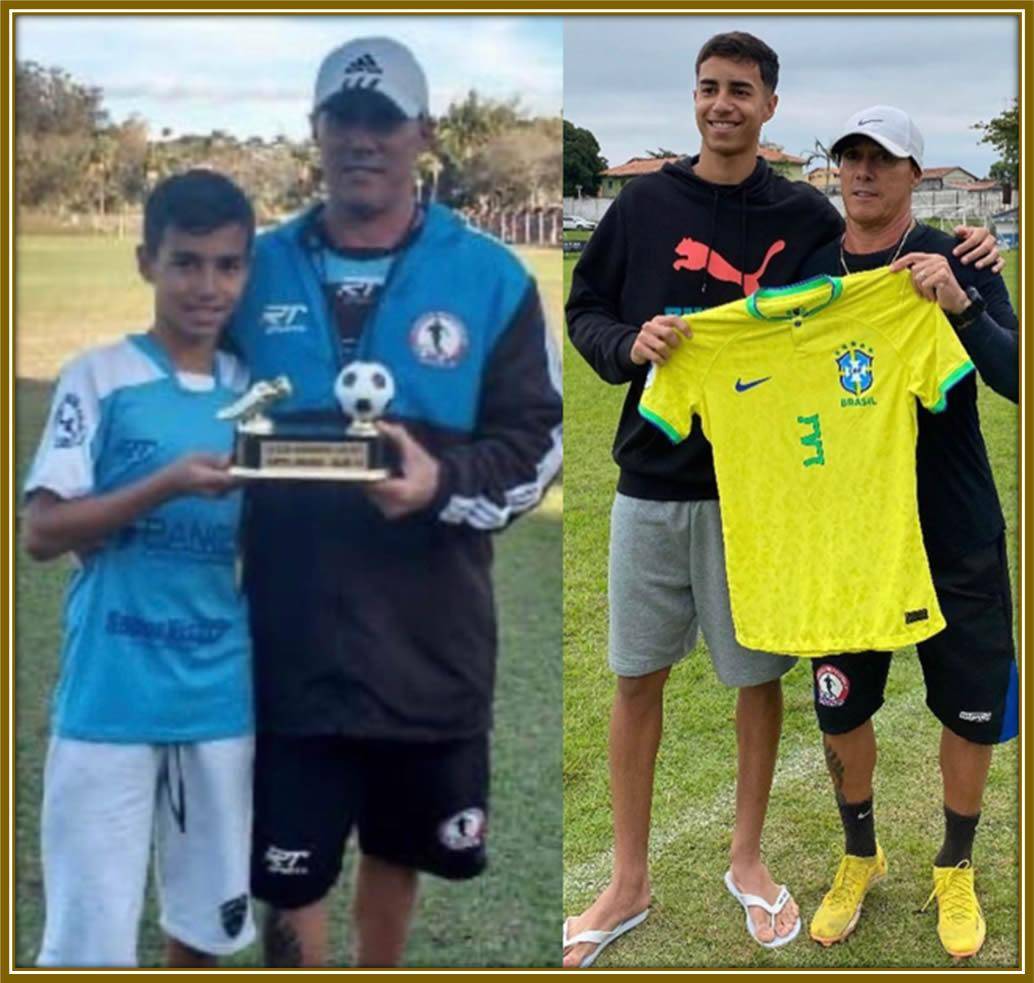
[410, 311, 469, 368]
[835, 342, 875, 396]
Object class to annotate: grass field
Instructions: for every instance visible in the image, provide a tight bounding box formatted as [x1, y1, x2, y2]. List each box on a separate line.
[13, 236, 564, 968]
[562, 252, 1020, 968]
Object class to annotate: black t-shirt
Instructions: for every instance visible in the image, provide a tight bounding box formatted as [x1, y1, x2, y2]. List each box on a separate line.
[799, 223, 1018, 563]
[307, 209, 427, 362]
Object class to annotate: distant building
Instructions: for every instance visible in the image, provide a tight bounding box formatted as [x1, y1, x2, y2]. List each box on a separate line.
[917, 166, 979, 191]
[758, 143, 806, 180]
[990, 207, 1018, 249]
[599, 156, 678, 197]
[805, 166, 840, 194]
[600, 143, 806, 196]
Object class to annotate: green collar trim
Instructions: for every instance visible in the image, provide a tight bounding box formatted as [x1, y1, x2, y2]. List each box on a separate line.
[638, 403, 683, 444]
[930, 360, 975, 414]
[746, 275, 843, 321]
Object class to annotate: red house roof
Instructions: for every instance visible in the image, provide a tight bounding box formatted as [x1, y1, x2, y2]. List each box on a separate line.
[602, 157, 678, 177]
[945, 180, 1001, 192]
[604, 147, 805, 178]
[922, 166, 979, 182]
[759, 145, 806, 165]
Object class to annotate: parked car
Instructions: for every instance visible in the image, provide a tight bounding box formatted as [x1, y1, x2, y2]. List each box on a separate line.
[563, 214, 596, 231]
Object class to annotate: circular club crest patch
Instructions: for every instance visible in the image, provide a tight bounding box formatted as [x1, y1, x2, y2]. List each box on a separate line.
[409, 311, 468, 368]
[816, 664, 850, 708]
[53, 392, 86, 448]
[438, 807, 486, 851]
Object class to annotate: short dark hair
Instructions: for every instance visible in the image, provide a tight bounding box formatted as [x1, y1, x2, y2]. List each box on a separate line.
[695, 32, 780, 93]
[143, 169, 255, 257]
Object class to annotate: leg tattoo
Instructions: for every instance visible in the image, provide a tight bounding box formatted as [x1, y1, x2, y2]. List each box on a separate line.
[823, 736, 847, 805]
[264, 910, 303, 967]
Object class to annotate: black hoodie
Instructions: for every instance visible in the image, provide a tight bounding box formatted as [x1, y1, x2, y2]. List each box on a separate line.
[567, 156, 844, 500]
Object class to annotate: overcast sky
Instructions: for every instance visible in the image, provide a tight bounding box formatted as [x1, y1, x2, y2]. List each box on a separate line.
[565, 15, 1017, 177]
[16, 15, 562, 140]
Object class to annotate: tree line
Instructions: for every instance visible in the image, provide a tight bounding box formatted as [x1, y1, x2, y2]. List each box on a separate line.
[16, 62, 562, 222]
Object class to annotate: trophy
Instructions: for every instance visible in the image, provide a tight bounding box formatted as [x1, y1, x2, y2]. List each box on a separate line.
[220, 362, 399, 481]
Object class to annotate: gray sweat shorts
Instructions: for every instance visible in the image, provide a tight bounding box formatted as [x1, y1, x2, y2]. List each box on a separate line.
[608, 493, 797, 687]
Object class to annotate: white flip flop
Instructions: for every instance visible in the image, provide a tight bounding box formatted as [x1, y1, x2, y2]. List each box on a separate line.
[562, 908, 649, 968]
[723, 870, 801, 950]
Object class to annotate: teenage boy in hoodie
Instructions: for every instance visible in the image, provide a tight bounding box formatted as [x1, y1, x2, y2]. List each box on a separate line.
[564, 32, 997, 964]
[227, 38, 562, 967]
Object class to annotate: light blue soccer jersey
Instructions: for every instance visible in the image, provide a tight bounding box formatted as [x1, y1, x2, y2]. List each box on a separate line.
[25, 333, 253, 743]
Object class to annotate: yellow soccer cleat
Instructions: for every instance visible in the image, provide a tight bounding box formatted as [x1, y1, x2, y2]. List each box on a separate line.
[922, 860, 986, 959]
[810, 844, 887, 946]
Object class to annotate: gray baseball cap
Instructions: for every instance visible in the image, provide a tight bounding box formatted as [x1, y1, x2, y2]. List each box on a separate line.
[831, 105, 924, 169]
[313, 37, 429, 120]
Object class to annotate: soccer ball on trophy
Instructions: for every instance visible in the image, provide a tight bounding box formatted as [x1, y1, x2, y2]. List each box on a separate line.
[334, 361, 396, 436]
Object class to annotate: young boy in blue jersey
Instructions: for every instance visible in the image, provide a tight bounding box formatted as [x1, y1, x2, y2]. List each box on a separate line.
[23, 169, 257, 967]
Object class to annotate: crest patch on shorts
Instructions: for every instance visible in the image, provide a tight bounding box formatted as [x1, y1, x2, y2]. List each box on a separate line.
[438, 807, 486, 851]
[220, 893, 248, 938]
[816, 664, 850, 708]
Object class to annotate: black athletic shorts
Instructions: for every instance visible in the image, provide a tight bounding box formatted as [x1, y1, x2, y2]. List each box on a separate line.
[813, 533, 1017, 745]
[251, 733, 490, 909]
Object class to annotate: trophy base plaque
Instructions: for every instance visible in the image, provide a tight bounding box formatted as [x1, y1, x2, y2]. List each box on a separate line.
[230, 415, 399, 482]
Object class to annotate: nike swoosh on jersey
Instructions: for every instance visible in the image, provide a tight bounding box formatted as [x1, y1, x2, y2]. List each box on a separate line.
[735, 376, 772, 392]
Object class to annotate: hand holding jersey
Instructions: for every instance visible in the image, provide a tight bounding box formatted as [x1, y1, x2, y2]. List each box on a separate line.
[891, 252, 972, 314]
[629, 315, 693, 366]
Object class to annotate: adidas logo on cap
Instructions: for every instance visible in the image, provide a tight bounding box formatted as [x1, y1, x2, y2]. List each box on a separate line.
[344, 53, 382, 75]
[314, 38, 428, 119]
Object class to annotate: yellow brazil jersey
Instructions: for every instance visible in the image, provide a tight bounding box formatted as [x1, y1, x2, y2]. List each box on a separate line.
[639, 267, 974, 657]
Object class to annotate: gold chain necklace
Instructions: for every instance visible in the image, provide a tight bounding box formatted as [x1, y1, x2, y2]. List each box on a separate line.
[840, 217, 916, 276]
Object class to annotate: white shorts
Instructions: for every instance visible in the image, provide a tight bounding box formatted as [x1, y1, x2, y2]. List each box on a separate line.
[37, 735, 256, 967]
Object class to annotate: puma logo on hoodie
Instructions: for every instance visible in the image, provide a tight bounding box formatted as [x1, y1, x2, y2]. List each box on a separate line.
[673, 236, 786, 297]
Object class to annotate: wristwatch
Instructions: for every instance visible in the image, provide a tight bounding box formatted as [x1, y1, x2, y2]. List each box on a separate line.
[946, 286, 986, 330]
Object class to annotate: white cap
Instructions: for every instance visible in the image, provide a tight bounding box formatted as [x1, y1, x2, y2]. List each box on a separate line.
[831, 105, 924, 169]
[313, 37, 428, 119]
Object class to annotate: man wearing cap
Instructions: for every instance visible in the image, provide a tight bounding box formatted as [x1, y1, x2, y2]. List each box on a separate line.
[797, 106, 1018, 958]
[226, 37, 562, 966]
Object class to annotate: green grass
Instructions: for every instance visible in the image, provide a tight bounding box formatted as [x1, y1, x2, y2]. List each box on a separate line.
[562, 252, 1020, 968]
[13, 236, 564, 968]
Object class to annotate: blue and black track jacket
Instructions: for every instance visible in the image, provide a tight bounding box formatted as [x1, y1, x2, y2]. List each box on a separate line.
[228, 203, 562, 740]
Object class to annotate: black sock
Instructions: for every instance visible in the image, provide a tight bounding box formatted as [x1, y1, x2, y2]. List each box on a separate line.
[935, 806, 980, 867]
[838, 797, 877, 857]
